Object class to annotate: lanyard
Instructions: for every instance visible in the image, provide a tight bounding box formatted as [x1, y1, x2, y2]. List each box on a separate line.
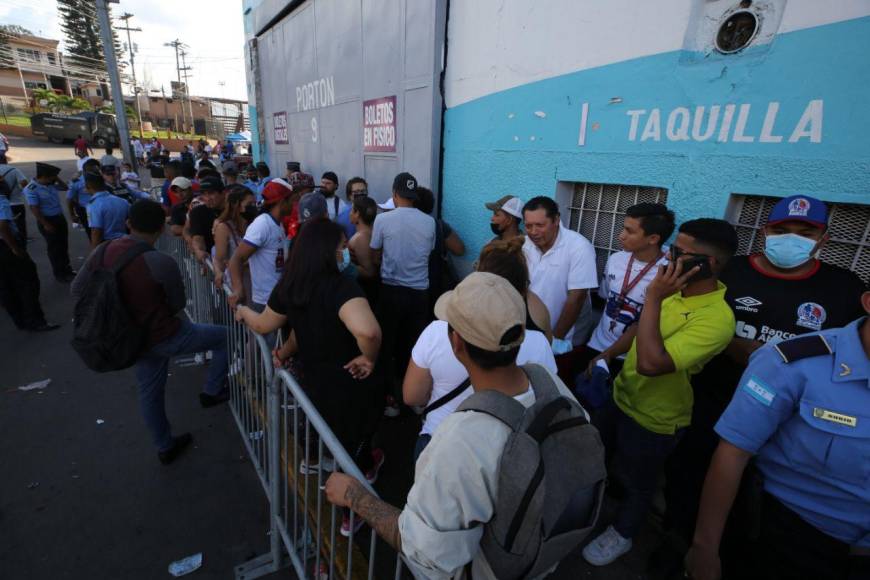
[619, 252, 665, 298]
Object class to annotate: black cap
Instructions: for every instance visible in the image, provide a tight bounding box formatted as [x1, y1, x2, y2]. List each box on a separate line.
[83, 171, 105, 190]
[392, 172, 418, 199]
[199, 176, 224, 192]
[36, 162, 61, 178]
[286, 161, 301, 173]
[321, 171, 338, 184]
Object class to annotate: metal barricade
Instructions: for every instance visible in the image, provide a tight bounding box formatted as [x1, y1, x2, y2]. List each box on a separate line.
[156, 232, 407, 579]
[272, 370, 407, 580]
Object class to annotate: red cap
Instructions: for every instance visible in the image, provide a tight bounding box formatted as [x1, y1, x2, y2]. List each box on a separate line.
[262, 179, 293, 205]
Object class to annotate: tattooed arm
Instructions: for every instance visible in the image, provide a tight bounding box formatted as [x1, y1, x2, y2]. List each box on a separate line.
[325, 473, 402, 551]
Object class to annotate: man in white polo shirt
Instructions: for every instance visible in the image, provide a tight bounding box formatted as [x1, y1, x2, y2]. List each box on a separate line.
[522, 196, 598, 381]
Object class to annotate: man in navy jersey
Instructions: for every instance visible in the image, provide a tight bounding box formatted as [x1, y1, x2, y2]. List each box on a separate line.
[651, 195, 865, 579]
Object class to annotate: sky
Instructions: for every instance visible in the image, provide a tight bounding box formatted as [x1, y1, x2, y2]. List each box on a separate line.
[0, 0, 248, 101]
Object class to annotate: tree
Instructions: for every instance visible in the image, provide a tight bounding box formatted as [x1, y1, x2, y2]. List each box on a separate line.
[32, 88, 60, 112]
[0, 24, 34, 37]
[55, 0, 124, 74]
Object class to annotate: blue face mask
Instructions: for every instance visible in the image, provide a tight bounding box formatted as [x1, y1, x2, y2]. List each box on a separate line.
[337, 247, 351, 272]
[764, 233, 817, 269]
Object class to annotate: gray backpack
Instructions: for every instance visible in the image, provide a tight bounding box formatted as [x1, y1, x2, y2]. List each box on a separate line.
[456, 364, 606, 579]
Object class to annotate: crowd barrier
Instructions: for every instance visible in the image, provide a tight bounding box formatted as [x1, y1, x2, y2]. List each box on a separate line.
[156, 234, 408, 580]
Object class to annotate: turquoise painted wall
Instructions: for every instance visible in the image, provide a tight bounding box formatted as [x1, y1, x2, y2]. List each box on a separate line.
[441, 17, 870, 267]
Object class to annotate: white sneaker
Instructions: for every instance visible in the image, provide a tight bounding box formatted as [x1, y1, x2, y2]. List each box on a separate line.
[582, 525, 633, 566]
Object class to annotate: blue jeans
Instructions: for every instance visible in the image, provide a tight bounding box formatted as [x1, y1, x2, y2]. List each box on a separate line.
[594, 398, 684, 539]
[134, 320, 228, 452]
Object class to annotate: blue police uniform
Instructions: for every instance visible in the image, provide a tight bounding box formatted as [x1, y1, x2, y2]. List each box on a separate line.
[0, 194, 50, 328]
[716, 319, 870, 549]
[0, 194, 18, 237]
[87, 191, 130, 241]
[24, 182, 63, 216]
[66, 176, 91, 207]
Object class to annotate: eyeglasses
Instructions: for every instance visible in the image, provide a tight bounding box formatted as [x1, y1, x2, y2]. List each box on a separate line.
[351, 189, 368, 197]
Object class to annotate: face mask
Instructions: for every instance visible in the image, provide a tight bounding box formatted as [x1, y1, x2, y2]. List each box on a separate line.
[764, 233, 817, 269]
[242, 204, 259, 222]
[490, 222, 503, 236]
[337, 247, 351, 272]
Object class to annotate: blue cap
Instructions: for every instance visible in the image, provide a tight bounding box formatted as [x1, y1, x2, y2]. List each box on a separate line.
[298, 191, 327, 223]
[767, 195, 828, 228]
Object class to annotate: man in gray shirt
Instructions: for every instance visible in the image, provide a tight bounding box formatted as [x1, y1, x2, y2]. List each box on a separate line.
[370, 172, 435, 416]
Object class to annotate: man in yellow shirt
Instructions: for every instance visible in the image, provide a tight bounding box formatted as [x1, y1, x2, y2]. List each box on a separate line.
[582, 218, 737, 566]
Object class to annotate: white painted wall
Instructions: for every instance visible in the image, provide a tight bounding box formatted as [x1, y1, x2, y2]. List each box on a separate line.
[445, 0, 870, 108]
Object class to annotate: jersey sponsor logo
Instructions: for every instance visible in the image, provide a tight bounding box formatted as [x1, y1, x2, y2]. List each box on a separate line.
[735, 320, 757, 340]
[788, 197, 811, 217]
[812, 407, 857, 428]
[796, 302, 826, 331]
[742, 376, 776, 406]
[734, 296, 762, 312]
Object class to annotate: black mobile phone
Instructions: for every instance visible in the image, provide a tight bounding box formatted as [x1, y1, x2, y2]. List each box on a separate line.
[670, 247, 714, 281]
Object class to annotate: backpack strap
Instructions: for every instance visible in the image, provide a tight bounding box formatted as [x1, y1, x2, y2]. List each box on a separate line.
[110, 241, 154, 274]
[456, 389, 526, 432]
[421, 377, 471, 421]
[521, 363, 561, 400]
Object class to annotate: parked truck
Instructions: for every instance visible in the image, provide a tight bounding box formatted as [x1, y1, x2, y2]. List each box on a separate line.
[31, 111, 119, 148]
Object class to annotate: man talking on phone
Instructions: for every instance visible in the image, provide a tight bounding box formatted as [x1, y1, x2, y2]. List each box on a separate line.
[582, 218, 737, 567]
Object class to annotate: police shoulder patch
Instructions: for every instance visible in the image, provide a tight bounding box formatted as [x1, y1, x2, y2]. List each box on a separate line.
[773, 334, 833, 364]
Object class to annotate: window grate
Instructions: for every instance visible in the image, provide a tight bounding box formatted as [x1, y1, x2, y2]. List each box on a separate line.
[728, 194, 870, 282]
[567, 182, 669, 277]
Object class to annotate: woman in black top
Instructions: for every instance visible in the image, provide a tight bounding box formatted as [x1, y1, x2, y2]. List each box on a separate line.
[235, 219, 385, 535]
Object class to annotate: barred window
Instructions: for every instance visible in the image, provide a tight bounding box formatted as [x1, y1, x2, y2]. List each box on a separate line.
[728, 194, 870, 282]
[567, 182, 669, 276]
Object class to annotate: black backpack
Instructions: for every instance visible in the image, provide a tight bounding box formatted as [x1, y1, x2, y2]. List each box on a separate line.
[71, 241, 154, 372]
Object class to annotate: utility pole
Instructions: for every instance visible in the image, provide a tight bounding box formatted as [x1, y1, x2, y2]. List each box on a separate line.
[95, 0, 133, 165]
[179, 48, 194, 136]
[165, 39, 186, 133]
[118, 13, 143, 140]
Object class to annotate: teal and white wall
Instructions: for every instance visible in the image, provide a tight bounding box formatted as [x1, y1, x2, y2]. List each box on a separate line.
[441, 0, 870, 267]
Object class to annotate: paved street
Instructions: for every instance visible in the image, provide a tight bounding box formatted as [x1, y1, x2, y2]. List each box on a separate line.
[0, 136, 277, 579]
[0, 136, 659, 580]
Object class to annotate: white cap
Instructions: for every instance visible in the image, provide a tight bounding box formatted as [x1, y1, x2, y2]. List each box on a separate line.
[377, 198, 396, 211]
[485, 195, 523, 219]
[170, 176, 193, 190]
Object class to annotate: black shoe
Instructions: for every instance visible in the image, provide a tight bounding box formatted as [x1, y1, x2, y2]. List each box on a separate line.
[199, 389, 230, 408]
[26, 322, 61, 332]
[158, 433, 193, 465]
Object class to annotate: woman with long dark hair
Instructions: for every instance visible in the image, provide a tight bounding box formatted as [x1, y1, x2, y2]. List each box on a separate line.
[235, 218, 384, 536]
[213, 185, 256, 293]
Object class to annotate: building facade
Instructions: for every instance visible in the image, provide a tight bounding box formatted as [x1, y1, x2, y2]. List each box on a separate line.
[0, 35, 68, 99]
[244, 0, 870, 280]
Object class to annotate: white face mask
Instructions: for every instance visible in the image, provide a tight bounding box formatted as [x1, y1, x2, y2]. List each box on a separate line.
[337, 247, 351, 272]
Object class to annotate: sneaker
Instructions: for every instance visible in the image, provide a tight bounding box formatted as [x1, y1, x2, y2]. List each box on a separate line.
[364, 448, 385, 484]
[158, 433, 193, 465]
[199, 388, 230, 408]
[340, 513, 364, 537]
[582, 525, 633, 566]
[383, 396, 400, 418]
[299, 456, 335, 475]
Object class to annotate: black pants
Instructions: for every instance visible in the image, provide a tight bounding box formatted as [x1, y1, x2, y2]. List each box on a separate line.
[756, 493, 870, 580]
[594, 398, 684, 539]
[0, 242, 47, 329]
[11, 204, 27, 239]
[377, 284, 430, 400]
[36, 213, 73, 280]
[72, 204, 91, 239]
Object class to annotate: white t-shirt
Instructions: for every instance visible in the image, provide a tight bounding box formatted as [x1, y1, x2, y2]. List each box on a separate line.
[398, 367, 583, 580]
[324, 195, 348, 221]
[523, 225, 598, 343]
[242, 213, 287, 305]
[411, 320, 557, 436]
[587, 249, 669, 355]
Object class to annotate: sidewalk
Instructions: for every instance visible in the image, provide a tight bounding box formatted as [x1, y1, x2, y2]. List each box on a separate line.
[0, 138, 277, 579]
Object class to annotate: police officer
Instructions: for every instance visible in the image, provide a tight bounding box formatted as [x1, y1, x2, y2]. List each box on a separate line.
[85, 171, 131, 249]
[66, 157, 100, 239]
[100, 164, 149, 204]
[685, 289, 870, 580]
[0, 183, 59, 331]
[25, 162, 75, 282]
